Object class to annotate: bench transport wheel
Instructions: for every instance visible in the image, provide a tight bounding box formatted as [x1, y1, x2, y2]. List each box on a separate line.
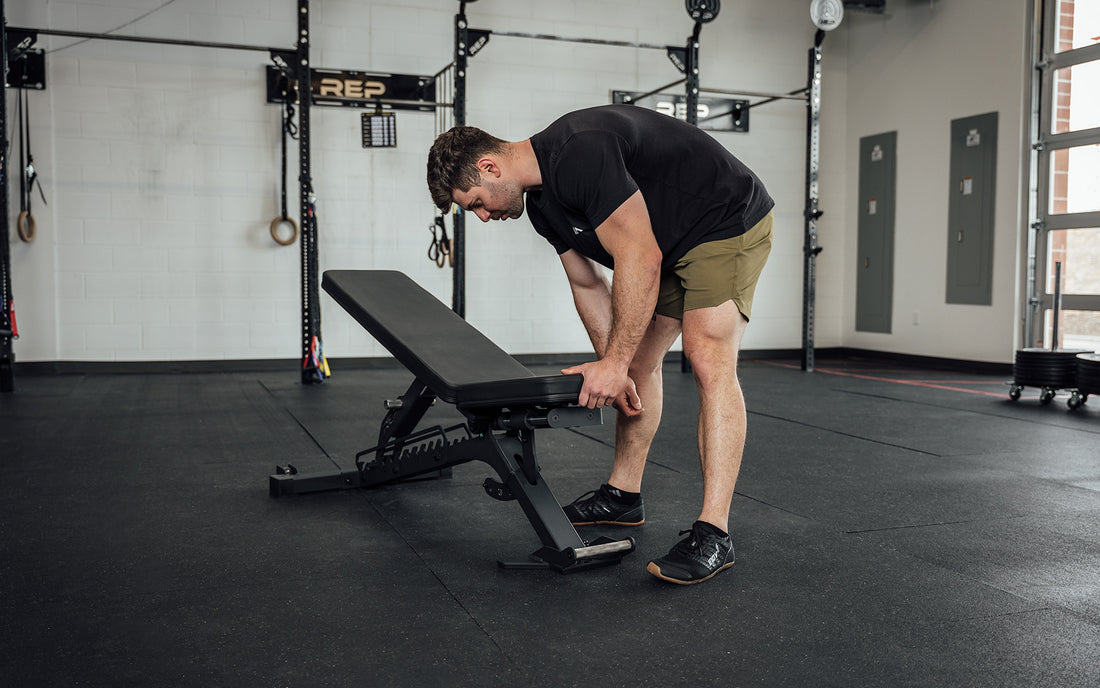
[1040, 388, 1055, 405]
[1008, 385, 1022, 401]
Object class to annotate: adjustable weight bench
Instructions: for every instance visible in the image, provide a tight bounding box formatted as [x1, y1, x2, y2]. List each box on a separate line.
[269, 270, 634, 573]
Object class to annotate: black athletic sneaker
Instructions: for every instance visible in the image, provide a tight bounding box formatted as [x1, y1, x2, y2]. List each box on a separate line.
[562, 484, 645, 526]
[646, 521, 735, 585]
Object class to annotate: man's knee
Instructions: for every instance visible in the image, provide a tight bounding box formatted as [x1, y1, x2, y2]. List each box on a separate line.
[681, 309, 746, 384]
[683, 337, 738, 382]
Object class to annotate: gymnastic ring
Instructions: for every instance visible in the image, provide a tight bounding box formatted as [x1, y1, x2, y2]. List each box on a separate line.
[16, 210, 36, 243]
[270, 215, 299, 246]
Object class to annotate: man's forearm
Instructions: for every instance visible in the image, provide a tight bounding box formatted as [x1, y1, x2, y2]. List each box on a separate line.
[571, 280, 614, 358]
[603, 259, 660, 368]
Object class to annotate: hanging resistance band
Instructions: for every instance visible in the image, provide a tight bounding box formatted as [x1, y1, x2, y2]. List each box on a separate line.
[2, 299, 17, 340]
[270, 91, 300, 246]
[427, 214, 452, 267]
[303, 335, 329, 381]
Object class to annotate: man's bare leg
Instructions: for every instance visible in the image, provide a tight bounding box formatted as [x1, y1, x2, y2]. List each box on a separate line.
[606, 315, 682, 493]
[680, 300, 749, 533]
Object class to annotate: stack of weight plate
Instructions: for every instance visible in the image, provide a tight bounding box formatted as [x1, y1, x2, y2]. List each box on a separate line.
[1008, 348, 1091, 404]
[1068, 353, 1100, 410]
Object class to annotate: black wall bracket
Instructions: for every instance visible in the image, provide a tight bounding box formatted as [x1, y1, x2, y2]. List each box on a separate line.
[5, 39, 45, 90]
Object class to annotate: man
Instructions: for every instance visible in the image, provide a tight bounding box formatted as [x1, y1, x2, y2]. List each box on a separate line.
[426, 104, 773, 585]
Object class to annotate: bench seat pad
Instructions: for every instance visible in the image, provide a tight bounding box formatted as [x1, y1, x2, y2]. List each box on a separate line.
[322, 270, 582, 409]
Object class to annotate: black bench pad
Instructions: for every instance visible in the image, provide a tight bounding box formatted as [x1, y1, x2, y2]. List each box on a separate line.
[322, 270, 582, 409]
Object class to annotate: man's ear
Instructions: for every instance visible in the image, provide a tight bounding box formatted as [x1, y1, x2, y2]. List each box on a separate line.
[477, 157, 501, 178]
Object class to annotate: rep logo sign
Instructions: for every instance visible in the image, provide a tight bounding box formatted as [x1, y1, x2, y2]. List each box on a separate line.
[612, 91, 749, 132]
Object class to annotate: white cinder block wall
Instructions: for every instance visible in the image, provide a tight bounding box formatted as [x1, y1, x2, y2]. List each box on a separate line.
[4, 0, 1027, 365]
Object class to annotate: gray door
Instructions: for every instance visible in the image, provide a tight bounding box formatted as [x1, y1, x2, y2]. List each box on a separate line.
[856, 131, 897, 333]
[945, 112, 997, 305]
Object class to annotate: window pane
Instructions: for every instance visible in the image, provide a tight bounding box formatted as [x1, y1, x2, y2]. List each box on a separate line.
[1051, 62, 1100, 133]
[1048, 144, 1100, 214]
[1047, 228, 1100, 295]
[1044, 309, 1100, 351]
[1055, 0, 1100, 52]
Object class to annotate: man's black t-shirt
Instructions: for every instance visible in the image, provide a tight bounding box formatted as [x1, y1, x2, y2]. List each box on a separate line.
[526, 104, 774, 270]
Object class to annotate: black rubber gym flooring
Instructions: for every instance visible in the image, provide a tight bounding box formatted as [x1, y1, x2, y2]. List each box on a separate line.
[3, 355, 1099, 687]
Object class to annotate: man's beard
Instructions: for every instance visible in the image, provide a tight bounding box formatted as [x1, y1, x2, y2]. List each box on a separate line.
[483, 178, 526, 220]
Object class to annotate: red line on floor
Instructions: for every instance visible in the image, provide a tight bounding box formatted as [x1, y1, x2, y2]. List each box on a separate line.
[758, 361, 1007, 398]
[909, 379, 1008, 385]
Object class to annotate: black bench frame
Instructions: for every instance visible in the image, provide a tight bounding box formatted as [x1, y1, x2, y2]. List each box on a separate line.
[269, 270, 634, 573]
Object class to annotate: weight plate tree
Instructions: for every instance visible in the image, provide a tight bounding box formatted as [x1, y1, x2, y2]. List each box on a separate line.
[1008, 347, 1091, 404]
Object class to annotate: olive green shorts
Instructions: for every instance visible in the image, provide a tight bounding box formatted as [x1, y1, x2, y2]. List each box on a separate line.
[655, 211, 774, 321]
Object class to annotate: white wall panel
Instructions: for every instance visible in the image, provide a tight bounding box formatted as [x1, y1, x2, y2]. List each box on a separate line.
[840, 0, 1030, 363]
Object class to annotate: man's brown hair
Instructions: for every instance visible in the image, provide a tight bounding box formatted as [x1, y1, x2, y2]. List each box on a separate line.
[426, 126, 509, 211]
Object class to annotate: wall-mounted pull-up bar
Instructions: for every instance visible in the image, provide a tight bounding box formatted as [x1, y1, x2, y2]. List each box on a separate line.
[619, 78, 688, 105]
[484, 30, 676, 52]
[7, 26, 284, 54]
[701, 86, 808, 102]
[625, 82, 809, 111]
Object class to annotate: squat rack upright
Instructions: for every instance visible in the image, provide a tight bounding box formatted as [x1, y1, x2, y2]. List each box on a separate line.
[1, 1, 11, 391]
[0, 0, 325, 392]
